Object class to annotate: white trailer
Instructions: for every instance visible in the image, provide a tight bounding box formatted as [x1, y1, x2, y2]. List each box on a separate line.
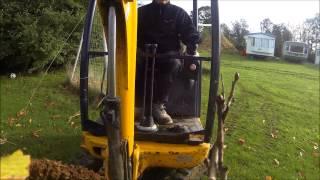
[315, 49, 320, 65]
[245, 33, 275, 57]
[282, 41, 309, 62]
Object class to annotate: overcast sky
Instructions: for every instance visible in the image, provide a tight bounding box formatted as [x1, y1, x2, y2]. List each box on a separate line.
[140, 0, 319, 32]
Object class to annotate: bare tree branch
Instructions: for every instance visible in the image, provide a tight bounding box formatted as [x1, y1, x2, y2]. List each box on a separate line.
[208, 72, 240, 180]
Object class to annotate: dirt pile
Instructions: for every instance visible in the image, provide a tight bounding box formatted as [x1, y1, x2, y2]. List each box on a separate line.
[28, 159, 103, 180]
[221, 35, 238, 53]
[199, 32, 238, 54]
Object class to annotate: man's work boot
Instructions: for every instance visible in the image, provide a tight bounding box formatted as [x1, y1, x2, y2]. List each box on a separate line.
[152, 103, 173, 125]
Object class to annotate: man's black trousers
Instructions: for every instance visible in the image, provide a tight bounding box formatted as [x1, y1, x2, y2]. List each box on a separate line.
[135, 55, 181, 107]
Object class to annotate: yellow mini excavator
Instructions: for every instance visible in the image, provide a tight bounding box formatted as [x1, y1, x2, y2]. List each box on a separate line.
[79, 0, 225, 179]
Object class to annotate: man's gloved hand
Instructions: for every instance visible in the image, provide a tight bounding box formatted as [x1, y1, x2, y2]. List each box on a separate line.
[185, 44, 199, 71]
[183, 47, 200, 80]
[185, 50, 199, 72]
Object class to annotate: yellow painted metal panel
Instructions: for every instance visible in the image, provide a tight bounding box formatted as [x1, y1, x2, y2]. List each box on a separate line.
[81, 132, 210, 179]
[135, 142, 210, 178]
[97, 0, 137, 155]
[118, 0, 137, 156]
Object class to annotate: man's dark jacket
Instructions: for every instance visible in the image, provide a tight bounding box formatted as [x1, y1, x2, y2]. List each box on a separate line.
[138, 2, 200, 54]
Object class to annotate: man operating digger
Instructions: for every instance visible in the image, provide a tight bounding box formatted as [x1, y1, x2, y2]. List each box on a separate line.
[135, 0, 200, 125]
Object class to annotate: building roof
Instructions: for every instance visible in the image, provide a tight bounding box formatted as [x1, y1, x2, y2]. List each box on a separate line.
[246, 32, 275, 38]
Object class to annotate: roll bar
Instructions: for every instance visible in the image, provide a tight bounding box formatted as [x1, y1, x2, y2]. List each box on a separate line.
[204, 0, 220, 142]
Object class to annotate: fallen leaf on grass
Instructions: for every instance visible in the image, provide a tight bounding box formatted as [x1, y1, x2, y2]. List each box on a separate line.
[0, 137, 16, 145]
[68, 111, 80, 123]
[271, 133, 277, 139]
[238, 138, 245, 145]
[265, 176, 272, 180]
[32, 133, 39, 138]
[17, 109, 27, 117]
[299, 152, 303, 157]
[224, 128, 229, 132]
[29, 118, 32, 124]
[273, 159, 279, 166]
[262, 120, 265, 124]
[15, 123, 22, 127]
[292, 136, 296, 140]
[312, 142, 318, 150]
[0, 137, 7, 145]
[223, 145, 227, 149]
[32, 129, 42, 138]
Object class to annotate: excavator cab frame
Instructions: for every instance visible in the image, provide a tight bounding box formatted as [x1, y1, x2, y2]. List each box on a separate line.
[79, 0, 220, 179]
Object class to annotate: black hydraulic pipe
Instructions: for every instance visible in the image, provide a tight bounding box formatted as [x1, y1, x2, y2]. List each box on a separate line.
[146, 44, 158, 124]
[140, 44, 150, 126]
[204, 0, 220, 143]
[80, 0, 96, 130]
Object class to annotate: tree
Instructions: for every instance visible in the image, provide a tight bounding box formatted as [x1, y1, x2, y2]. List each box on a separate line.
[221, 23, 231, 41]
[282, 26, 293, 42]
[288, 14, 319, 50]
[198, 6, 211, 24]
[288, 24, 302, 42]
[260, 18, 273, 34]
[272, 24, 293, 57]
[272, 25, 283, 57]
[0, 0, 86, 73]
[303, 14, 320, 50]
[230, 19, 249, 51]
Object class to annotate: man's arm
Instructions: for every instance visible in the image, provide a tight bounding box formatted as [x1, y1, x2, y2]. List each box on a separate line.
[176, 8, 200, 55]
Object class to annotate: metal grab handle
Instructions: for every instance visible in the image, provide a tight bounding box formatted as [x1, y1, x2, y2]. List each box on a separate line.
[138, 51, 211, 61]
[141, 44, 151, 122]
[147, 44, 158, 121]
[136, 44, 158, 132]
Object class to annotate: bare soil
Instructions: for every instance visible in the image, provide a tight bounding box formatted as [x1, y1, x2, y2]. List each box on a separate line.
[28, 159, 103, 180]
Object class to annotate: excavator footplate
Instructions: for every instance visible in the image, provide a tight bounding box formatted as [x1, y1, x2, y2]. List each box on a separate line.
[135, 117, 204, 145]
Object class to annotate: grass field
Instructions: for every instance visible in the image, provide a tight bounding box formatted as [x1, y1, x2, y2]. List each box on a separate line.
[1, 54, 319, 179]
[0, 71, 82, 162]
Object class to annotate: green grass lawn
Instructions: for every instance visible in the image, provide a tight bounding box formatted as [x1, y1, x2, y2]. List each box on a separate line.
[1, 54, 319, 179]
[0, 71, 82, 162]
[201, 54, 319, 179]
